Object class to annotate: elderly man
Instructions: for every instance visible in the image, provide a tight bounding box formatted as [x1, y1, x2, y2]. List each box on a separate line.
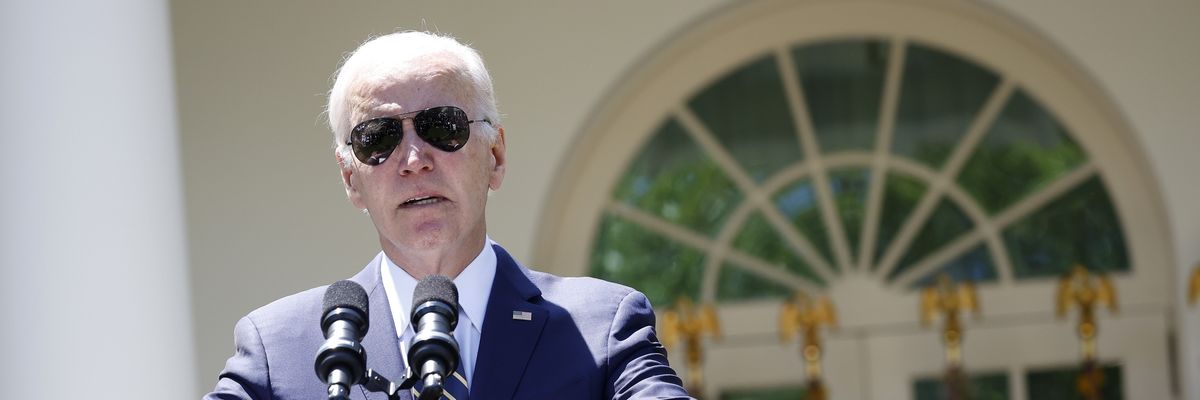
[206, 31, 691, 399]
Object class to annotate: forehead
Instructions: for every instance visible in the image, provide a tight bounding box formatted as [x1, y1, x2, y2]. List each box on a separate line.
[346, 54, 474, 120]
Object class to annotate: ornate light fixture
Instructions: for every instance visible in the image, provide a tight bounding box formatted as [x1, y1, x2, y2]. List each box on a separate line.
[661, 297, 721, 398]
[1056, 265, 1118, 400]
[780, 292, 837, 400]
[920, 274, 980, 400]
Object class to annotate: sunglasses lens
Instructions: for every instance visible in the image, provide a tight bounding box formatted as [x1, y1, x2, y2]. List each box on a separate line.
[350, 118, 403, 165]
[415, 106, 470, 152]
[349, 107, 475, 166]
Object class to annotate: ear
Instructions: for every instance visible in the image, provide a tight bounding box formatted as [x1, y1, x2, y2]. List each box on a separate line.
[488, 127, 506, 191]
[337, 151, 367, 209]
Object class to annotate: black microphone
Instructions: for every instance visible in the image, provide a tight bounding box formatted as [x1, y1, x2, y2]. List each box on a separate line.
[408, 275, 461, 400]
[315, 280, 370, 400]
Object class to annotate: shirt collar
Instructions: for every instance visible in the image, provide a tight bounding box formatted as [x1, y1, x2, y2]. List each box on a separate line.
[380, 239, 497, 336]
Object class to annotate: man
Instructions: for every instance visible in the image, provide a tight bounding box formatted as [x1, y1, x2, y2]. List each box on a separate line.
[206, 31, 691, 399]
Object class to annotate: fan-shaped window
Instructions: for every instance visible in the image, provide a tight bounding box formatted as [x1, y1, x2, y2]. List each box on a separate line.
[588, 39, 1128, 305]
[538, 2, 1171, 398]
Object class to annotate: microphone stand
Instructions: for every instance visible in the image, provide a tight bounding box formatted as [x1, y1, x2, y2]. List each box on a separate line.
[350, 369, 420, 400]
[331, 334, 447, 400]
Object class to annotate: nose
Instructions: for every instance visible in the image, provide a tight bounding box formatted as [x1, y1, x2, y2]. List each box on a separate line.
[394, 120, 434, 176]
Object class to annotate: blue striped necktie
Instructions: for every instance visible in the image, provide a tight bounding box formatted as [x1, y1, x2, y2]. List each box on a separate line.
[442, 361, 470, 400]
[402, 305, 471, 400]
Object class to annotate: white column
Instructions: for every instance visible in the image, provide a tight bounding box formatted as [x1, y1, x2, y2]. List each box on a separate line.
[0, 1, 196, 399]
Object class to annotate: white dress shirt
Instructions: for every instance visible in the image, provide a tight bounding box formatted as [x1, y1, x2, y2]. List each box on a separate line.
[379, 239, 496, 384]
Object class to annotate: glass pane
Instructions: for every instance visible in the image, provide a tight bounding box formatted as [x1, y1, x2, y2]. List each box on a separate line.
[720, 385, 807, 400]
[793, 39, 889, 153]
[889, 199, 974, 280]
[910, 245, 997, 289]
[957, 89, 1087, 214]
[893, 43, 1000, 169]
[1027, 364, 1123, 400]
[1004, 177, 1130, 279]
[716, 263, 794, 302]
[613, 118, 744, 237]
[873, 172, 928, 269]
[913, 371, 1009, 400]
[731, 212, 826, 286]
[589, 214, 705, 306]
[689, 54, 803, 183]
[828, 168, 871, 261]
[773, 180, 835, 269]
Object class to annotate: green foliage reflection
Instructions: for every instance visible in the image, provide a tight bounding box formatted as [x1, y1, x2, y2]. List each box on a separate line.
[910, 245, 997, 289]
[873, 172, 927, 269]
[828, 168, 871, 260]
[794, 40, 888, 153]
[774, 180, 836, 269]
[893, 44, 999, 169]
[732, 213, 826, 286]
[613, 118, 743, 237]
[958, 90, 1087, 214]
[1004, 177, 1129, 278]
[689, 54, 802, 183]
[716, 263, 793, 302]
[890, 199, 973, 280]
[589, 214, 705, 306]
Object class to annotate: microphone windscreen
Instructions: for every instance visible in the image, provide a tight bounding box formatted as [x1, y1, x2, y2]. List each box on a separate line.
[413, 275, 459, 310]
[323, 280, 369, 317]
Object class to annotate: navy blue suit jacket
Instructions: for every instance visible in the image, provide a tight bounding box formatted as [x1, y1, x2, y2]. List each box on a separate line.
[206, 245, 691, 399]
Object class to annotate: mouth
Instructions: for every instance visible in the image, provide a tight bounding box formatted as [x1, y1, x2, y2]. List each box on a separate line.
[400, 195, 447, 208]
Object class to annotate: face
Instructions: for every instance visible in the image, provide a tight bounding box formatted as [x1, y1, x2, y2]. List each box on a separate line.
[338, 59, 506, 265]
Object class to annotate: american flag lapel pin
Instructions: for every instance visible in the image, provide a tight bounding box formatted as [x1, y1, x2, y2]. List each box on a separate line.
[512, 310, 533, 321]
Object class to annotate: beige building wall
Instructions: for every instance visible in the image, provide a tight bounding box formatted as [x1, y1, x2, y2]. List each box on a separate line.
[174, 1, 1200, 398]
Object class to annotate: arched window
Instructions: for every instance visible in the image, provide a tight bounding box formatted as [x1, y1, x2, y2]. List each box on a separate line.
[589, 39, 1129, 307]
[536, 1, 1172, 398]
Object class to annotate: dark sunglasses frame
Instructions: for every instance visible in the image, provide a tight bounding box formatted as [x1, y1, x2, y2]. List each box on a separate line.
[346, 105, 493, 166]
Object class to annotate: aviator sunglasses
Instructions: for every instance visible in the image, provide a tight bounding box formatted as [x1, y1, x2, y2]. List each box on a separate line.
[346, 105, 493, 166]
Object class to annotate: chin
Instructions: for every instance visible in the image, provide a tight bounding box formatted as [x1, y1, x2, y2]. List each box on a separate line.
[404, 226, 454, 249]
[411, 236, 450, 250]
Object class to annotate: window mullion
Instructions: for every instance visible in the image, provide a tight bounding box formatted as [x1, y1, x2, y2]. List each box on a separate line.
[776, 46, 855, 273]
[891, 230, 986, 287]
[675, 105, 839, 282]
[993, 161, 1099, 229]
[948, 182, 1012, 284]
[700, 201, 759, 302]
[607, 201, 716, 254]
[890, 179, 1007, 286]
[757, 205, 839, 283]
[886, 161, 1097, 286]
[873, 78, 1014, 279]
[859, 38, 907, 271]
[872, 176, 945, 278]
[942, 79, 1016, 180]
[725, 249, 824, 294]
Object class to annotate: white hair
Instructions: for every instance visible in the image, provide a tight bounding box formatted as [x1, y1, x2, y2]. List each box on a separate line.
[327, 31, 501, 162]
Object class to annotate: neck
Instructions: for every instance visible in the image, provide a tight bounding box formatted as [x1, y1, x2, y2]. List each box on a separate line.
[381, 234, 487, 280]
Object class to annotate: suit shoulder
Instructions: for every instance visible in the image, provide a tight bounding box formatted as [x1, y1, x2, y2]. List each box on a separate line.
[524, 268, 649, 314]
[243, 285, 327, 332]
[528, 268, 636, 295]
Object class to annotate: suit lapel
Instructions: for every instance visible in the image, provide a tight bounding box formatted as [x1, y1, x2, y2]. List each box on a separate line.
[471, 245, 549, 399]
[350, 254, 407, 400]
